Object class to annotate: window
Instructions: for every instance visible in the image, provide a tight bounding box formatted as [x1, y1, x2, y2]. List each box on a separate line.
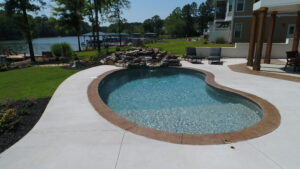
[236, 0, 245, 12]
[287, 24, 295, 38]
[228, 0, 233, 12]
[234, 23, 243, 38]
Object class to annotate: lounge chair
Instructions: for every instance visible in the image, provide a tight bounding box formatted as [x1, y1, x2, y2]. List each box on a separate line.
[185, 47, 204, 63]
[208, 48, 222, 64]
[284, 51, 300, 72]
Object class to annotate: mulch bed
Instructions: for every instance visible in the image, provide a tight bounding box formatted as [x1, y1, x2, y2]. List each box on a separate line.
[0, 98, 50, 153]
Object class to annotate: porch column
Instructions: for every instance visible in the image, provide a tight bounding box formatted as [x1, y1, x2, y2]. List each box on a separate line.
[247, 12, 258, 66]
[292, 11, 300, 51]
[253, 8, 268, 71]
[264, 11, 277, 64]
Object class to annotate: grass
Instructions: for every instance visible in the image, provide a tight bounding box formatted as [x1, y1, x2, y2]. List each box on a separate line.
[76, 46, 132, 61]
[145, 38, 234, 55]
[0, 39, 232, 102]
[0, 67, 78, 102]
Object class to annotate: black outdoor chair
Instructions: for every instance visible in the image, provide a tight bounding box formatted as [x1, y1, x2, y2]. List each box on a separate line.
[284, 51, 300, 72]
[185, 47, 204, 63]
[208, 48, 222, 64]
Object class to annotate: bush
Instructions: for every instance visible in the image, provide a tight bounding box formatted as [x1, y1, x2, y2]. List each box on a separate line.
[17, 109, 30, 116]
[115, 47, 121, 51]
[199, 36, 208, 44]
[0, 109, 19, 133]
[51, 43, 73, 58]
[215, 37, 225, 44]
[24, 100, 36, 108]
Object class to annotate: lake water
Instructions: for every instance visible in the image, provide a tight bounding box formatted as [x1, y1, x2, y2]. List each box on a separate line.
[0, 36, 87, 55]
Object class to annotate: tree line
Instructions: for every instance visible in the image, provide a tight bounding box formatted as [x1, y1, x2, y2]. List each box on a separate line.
[0, 11, 91, 40]
[103, 0, 214, 37]
[0, 0, 213, 62]
[1, 0, 129, 62]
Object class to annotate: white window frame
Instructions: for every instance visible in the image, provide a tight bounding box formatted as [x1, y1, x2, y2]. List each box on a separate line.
[236, 0, 245, 12]
[234, 23, 243, 38]
[287, 24, 296, 38]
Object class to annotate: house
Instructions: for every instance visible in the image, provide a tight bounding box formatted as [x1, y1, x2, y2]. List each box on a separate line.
[247, 0, 300, 70]
[208, 0, 297, 43]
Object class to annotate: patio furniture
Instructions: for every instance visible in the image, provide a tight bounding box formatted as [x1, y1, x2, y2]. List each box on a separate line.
[185, 47, 204, 63]
[284, 51, 300, 72]
[208, 48, 222, 64]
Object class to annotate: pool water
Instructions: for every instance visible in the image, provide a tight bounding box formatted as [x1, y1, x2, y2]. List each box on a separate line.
[99, 68, 263, 134]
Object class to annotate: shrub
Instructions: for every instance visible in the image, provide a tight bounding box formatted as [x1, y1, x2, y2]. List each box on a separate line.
[0, 109, 19, 133]
[25, 100, 36, 108]
[17, 109, 30, 116]
[215, 37, 225, 44]
[199, 36, 208, 44]
[0, 64, 8, 71]
[51, 43, 73, 58]
[0, 99, 15, 109]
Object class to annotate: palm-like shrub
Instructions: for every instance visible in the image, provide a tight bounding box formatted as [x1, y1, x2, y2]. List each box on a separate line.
[51, 43, 73, 58]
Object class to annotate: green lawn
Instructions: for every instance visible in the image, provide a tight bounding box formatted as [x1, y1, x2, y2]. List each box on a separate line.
[0, 67, 78, 102]
[146, 38, 234, 55]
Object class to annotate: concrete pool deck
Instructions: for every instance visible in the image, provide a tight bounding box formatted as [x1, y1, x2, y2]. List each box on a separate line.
[0, 59, 300, 169]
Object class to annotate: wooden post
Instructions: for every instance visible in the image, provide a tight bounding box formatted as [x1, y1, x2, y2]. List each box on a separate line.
[292, 11, 300, 51]
[264, 11, 277, 64]
[253, 8, 268, 71]
[247, 12, 258, 66]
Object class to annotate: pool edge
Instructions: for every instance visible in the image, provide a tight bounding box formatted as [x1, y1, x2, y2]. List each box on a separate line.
[87, 67, 281, 145]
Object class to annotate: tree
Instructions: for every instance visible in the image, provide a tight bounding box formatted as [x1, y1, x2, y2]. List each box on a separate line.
[182, 4, 196, 36]
[93, 0, 114, 53]
[143, 15, 163, 35]
[190, 2, 199, 18]
[53, 0, 87, 52]
[164, 7, 186, 37]
[143, 18, 154, 33]
[151, 15, 163, 35]
[107, 0, 130, 46]
[198, 0, 214, 35]
[3, 0, 46, 62]
[0, 10, 22, 40]
[86, 0, 96, 49]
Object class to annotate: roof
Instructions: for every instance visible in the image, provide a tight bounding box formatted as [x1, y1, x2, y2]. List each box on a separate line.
[253, 0, 300, 13]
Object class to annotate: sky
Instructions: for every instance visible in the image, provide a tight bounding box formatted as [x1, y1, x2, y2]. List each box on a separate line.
[39, 0, 205, 26]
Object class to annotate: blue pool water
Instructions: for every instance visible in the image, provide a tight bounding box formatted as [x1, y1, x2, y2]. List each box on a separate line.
[99, 68, 263, 134]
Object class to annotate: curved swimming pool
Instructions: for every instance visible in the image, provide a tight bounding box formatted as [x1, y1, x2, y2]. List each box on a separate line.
[98, 68, 263, 135]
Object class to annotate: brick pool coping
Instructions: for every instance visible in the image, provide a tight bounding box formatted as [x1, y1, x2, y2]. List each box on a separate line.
[88, 67, 281, 145]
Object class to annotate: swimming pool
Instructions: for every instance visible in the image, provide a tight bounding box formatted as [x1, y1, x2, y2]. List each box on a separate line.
[98, 68, 263, 134]
[88, 67, 280, 144]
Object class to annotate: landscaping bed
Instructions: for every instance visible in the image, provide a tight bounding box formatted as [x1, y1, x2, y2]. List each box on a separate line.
[0, 98, 50, 153]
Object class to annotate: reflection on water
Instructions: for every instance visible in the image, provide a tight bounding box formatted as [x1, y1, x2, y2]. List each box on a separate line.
[0, 36, 86, 55]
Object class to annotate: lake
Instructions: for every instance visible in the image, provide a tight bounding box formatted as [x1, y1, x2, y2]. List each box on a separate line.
[0, 36, 88, 55]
